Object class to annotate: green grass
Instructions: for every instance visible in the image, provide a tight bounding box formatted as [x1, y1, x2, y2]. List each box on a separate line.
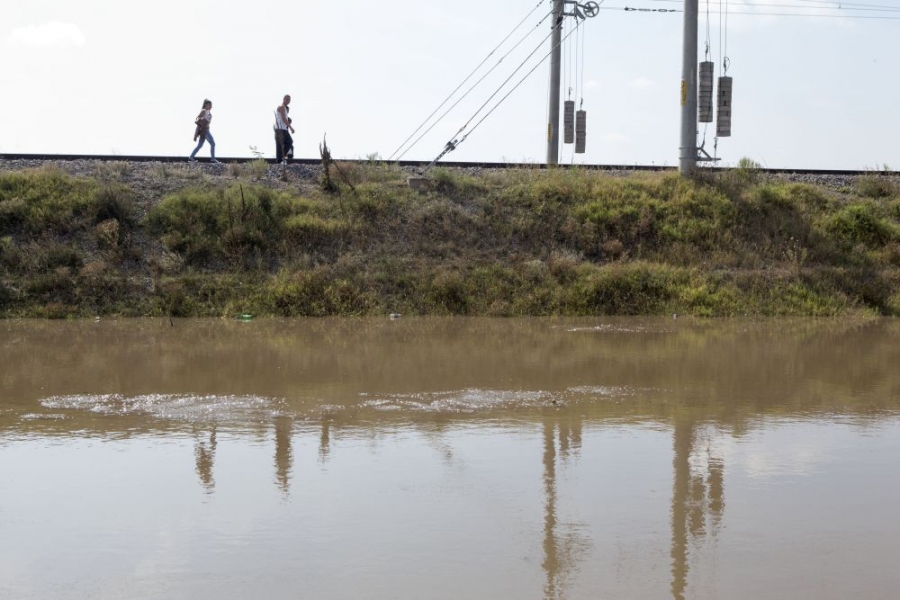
[0, 168, 132, 234]
[145, 184, 347, 269]
[2, 165, 900, 318]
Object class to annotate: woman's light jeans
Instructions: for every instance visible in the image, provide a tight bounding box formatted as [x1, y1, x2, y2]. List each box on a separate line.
[190, 131, 215, 159]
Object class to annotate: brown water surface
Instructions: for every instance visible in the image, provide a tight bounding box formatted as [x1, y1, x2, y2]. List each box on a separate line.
[1, 317, 899, 599]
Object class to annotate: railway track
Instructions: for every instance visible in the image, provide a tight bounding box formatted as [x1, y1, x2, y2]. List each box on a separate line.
[1, 153, 896, 178]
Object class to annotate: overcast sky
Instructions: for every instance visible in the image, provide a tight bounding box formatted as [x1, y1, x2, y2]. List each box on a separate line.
[1, 0, 898, 168]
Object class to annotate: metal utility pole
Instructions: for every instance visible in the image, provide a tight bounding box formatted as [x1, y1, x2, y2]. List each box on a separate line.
[546, 1, 598, 166]
[547, 0, 564, 165]
[679, 0, 699, 176]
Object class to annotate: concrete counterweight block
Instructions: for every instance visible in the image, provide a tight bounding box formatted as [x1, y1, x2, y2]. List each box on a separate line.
[407, 176, 432, 192]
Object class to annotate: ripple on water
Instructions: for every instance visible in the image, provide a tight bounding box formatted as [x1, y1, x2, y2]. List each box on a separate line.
[19, 413, 70, 421]
[34, 387, 642, 425]
[353, 386, 636, 414]
[38, 394, 285, 424]
[564, 324, 671, 334]
[357, 389, 553, 413]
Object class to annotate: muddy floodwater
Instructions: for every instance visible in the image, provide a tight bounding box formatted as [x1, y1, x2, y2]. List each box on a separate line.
[1, 318, 899, 599]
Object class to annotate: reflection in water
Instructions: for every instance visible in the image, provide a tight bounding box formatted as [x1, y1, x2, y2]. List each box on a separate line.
[190, 417, 302, 497]
[542, 415, 588, 600]
[708, 456, 725, 532]
[192, 419, 296, 496]
[274, 416, 294, 494]
[319, 420, 332, 462]
[671, 419, 726, 600]
[3, 318, 900, 599]
[183, 396, 730, 597]
[543, 421, 559, 600]
[194, 425, 217, 492]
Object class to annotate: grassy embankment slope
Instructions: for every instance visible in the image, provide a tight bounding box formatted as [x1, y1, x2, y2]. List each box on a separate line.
[1, 161, 899, 318]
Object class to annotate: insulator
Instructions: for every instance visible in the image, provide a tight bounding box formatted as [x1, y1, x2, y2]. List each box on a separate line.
[575, 110, 587, 154]
[698, 61, 714, 123]
[717, 76, 733, 137]
[564, 100, 575, 144]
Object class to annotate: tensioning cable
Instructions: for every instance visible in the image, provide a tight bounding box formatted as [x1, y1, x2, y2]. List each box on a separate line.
[423, 20, 588, 171]
[398, 12, 557, 161]
[389, 0, 549, 161]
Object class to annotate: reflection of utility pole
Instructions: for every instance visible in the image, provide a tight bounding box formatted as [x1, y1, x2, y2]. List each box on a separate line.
[670, 419, 692, 600]
[541, 416, 587, 600]
[274, 416, 293, 494]
[319, 420, 331, 462]
[543, 421, 560, 599]
[708, 455, 725, 531]
[670, 418, 726, 600]
[194, 425, 217, 492]
[557, 415, 583, 461]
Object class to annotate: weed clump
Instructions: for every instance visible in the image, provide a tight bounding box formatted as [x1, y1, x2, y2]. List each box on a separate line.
[146, 185, 345, 268]
[94, 185, 134, 225]
[94, 161, 132, 181]
[227, 162, 246, 179]
[249, 159, 268, 181]
[0, 169, 97, 233]
[825, 203, 900, 250]
[856, 173, 897, 199]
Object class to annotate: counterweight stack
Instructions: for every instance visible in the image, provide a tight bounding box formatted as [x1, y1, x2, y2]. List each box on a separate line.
[564, 100, 576, 144]
[699, 61, 714, 123]
[575, 110, 586, 154]
[716, 76, 733, 137]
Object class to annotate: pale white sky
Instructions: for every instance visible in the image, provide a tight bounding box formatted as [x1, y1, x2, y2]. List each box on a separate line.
[1, 0, 898, 168]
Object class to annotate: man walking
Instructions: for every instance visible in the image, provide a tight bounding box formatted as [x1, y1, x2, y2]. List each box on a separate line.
[274, 94, 295, 164]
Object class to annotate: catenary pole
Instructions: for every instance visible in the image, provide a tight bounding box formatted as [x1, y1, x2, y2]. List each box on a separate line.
[679, 0, 699, 175]
[547, 0, 564, 165]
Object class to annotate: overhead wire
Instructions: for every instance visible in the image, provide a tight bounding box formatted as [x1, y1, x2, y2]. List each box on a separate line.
[573, 17, 584, 163]
[720, 9, 900, 16]
[596, 6, 683, 11]
[724, 0, 730, 74]
[545, 49, 553, 145]
[563, 17, 569, 99]
[579, 15, 587, 102]
[449, 28, 561, 148]
[578, 16, 588, 162]
[564, 19, 578, 100]
[569, 19, 581, 163]
[754, 0, 900, 9]
[570, 21, 575, 102]
[700, 0, 711, 153]
[714, 0, 724, 156]
[648, 0, 900, 11]
[598, 3, 900, 16]
[652, 0, 900, 8]
[388, 0, 549, 161]
[425, 17, 588, 169]
[717, 2, 725, 68]
[396, 10, 555, 161]
[458, 24, 585, 150]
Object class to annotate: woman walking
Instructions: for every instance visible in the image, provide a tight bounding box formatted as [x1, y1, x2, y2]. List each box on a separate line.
[189, 99, 218, 163]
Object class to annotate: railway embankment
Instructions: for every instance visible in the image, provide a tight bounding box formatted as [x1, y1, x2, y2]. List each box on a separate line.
[1, 158, 899, 318]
